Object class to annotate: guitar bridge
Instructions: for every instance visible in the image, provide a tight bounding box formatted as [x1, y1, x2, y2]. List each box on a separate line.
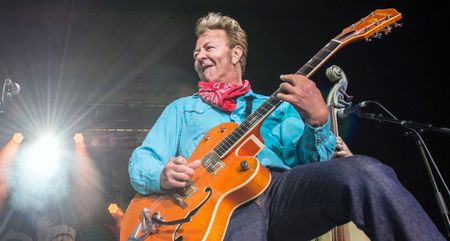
[181, 180, 198, 198]
[171, 192, 188, 209]
[169, 180, 198, 209]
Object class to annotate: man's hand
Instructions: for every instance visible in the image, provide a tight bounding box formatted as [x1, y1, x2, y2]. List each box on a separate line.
[160, 156, 201, 190]
[277, 74, 328, 127]
[333, 136, 353, 158]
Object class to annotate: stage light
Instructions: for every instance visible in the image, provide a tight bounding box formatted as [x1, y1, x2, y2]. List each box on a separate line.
[73, 133, 84, 143]
[71, 131, 104, 223]
[108, 202, 124, 231]
[8, 133, 70, 211]
[1, 133, 23, 161]
[12, 132, 24, 144]
[23, 135, 62, 179]
[108, 203, 124, 216]
[1, 132, 24, 210]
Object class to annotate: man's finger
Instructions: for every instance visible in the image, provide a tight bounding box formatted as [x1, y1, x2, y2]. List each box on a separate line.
[280, 74, 296, 86]
[189, 160, 202, 169]
[172, 156, 187, 165]
[171, 172, 190, 182]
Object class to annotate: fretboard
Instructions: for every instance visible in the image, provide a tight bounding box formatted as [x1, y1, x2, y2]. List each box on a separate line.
[213, 39, 342, 158]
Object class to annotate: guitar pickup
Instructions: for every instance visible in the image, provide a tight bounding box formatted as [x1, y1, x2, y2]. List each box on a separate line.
[202, 151, 225, 175]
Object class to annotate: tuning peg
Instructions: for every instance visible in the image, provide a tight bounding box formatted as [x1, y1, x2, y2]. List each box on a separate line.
[374, 32, 383, 39]
[393, 23, 403, 28]
[365, 37, 373, 42]
[338, 89, 353, 102]
[383, 26, 393, 35]
[337, 100, 351, 108]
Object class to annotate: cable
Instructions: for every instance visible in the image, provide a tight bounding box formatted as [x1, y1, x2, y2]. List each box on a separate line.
[365, 100, 399, 120]
[365, 100, 450, 198]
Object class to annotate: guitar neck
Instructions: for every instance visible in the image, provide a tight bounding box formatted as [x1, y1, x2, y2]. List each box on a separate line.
[295, 39, 342, 77]
[213, 8, 403, 158]
[213, 39, 343, 158]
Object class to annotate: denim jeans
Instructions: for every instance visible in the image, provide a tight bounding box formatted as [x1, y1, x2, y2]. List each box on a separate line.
[223, 155, 446, 241]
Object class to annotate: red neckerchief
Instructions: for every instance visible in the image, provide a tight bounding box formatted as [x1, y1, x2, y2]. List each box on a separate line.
[197, 80, 251, 113]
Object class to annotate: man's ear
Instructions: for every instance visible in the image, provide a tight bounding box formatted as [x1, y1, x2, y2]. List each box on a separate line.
[231, 45, 243, 65]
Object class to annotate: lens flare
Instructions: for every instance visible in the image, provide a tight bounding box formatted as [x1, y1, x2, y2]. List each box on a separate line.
[23, 135, 61, 178]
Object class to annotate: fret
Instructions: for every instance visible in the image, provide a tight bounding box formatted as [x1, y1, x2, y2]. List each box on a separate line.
[310, 55, 325, 62]
[297, 66, 312, 76]
[304, 62, 316, 69]
[297, 40, 340, 76]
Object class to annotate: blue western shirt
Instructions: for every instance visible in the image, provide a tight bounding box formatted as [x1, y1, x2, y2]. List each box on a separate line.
[129, 90, 336, 195]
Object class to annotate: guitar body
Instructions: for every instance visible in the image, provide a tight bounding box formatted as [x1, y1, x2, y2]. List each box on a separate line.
[120, 122, 272, 241]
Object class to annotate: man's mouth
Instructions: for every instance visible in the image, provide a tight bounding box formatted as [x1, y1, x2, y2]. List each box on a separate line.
[202, 65, 214, 72]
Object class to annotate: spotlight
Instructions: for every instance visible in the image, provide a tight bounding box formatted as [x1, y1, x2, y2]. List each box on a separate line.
[108, 202, 124, 232]
[12, 132, 24, 144]
[9, 134, 70, 211]
[108, 203, 124, 217]
[73, 133, 84, 143]
[23, 135, 62, 178]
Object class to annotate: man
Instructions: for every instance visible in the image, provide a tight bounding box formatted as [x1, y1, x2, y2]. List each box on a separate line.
[129, 12, 446, 241]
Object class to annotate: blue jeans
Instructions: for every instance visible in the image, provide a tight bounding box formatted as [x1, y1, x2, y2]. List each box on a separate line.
[224, 155, 446, 241]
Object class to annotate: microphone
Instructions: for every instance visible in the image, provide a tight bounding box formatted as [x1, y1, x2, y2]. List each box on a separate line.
[5, 79, 21, 96]
[338, 101, 369, 118]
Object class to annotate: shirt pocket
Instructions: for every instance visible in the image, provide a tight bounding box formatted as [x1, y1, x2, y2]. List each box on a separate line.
[186, 105, 222, 131]
[180, 105, 218, 154]
[183, 105, 215, 122]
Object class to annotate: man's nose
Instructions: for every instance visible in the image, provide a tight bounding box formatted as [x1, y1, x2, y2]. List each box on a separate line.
[195, 49, 207, 61]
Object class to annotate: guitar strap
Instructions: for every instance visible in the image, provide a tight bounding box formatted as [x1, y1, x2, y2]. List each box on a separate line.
[245, 95, 253, 118]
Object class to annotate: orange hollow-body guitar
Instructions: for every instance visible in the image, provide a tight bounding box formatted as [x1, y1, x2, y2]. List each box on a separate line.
[120, 9, 402, 241]
[122, 123, 270, 241]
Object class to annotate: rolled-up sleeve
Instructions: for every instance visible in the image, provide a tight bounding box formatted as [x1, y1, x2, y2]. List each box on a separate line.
[264, 103, 336, 167]
[297, 118, 336, 164]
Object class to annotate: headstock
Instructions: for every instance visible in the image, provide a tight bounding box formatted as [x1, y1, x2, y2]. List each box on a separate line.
[335, 8, 402, 44]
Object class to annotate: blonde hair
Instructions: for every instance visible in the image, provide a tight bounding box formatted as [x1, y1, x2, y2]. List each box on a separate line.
[195, 12, 248, 74]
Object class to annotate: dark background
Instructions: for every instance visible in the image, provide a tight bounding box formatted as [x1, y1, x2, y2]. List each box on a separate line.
[0, 0, 449, 238]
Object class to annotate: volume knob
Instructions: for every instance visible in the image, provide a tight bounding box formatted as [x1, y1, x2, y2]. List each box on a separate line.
[240, 160, 249, 171]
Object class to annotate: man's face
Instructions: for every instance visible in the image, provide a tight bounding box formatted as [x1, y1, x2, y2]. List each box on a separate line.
[194, 29, 239, 83]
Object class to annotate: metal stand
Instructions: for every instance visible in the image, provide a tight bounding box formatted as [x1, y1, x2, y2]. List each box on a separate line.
[357, 111, 450, 237]
[0, 101, 5, 117]
[1, 78, 21, 117]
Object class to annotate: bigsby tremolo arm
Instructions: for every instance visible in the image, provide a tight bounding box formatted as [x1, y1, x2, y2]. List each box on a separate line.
[127, 208, 161, 241]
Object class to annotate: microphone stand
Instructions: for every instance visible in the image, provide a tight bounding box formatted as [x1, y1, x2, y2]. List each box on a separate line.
[1, 79, 16, 117]
[1, 79, 8, 117]
[0, 101, 5, 117]
[0, 91, 6, 117]
[356, 111, 450, 237]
